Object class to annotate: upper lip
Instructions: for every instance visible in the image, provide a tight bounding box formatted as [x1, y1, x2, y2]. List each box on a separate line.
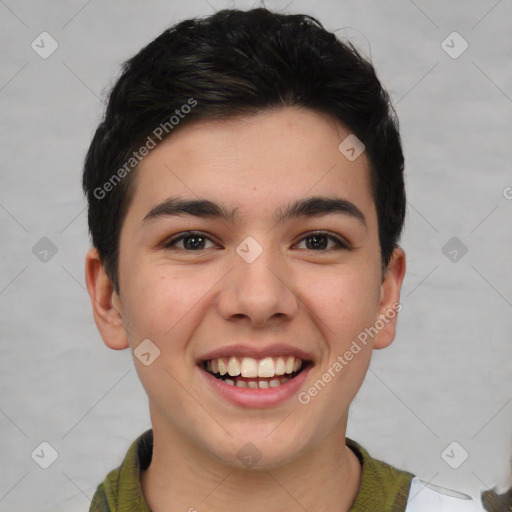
[198, 343, 314, 363]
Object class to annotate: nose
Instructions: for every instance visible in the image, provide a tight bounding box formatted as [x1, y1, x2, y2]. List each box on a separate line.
[216, 244, 299, 328]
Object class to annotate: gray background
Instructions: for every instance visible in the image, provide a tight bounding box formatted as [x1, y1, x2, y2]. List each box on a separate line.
[1, 0, 511, 510]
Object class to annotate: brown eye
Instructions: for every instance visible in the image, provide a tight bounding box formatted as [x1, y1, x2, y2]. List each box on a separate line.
[163, 231, 217, 251]
[295, 232, 350, 251]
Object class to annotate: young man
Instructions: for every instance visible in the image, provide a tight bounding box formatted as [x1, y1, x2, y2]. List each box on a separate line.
[83, 8, 487, 512]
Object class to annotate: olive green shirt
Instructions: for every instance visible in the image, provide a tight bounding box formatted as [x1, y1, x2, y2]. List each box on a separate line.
[90, 429, 414, 511]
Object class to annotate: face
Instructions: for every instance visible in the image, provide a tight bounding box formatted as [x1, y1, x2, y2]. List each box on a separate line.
[89, 107, 405, 469]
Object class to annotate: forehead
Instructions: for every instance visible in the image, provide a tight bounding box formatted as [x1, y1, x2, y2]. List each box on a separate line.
[125, 107, 376, 228]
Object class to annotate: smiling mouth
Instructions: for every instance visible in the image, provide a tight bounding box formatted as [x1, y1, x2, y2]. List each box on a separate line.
[200, 355, 311, 389]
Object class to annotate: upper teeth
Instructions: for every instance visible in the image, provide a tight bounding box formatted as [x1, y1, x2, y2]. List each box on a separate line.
[206, 356, 303, 378]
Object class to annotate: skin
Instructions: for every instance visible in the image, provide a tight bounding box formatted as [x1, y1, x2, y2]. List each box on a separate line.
[85, 107, 406, 512]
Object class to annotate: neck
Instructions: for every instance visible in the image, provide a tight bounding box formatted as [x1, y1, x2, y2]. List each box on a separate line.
[141, 407, 362, 512]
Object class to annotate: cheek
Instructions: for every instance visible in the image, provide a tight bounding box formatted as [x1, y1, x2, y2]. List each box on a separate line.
[122, 264, 218, 346]
[122, 270, 201, 396]
[298, 262, 381, 339]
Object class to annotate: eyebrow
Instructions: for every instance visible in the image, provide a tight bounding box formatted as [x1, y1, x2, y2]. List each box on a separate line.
[142, 196, 367, 228]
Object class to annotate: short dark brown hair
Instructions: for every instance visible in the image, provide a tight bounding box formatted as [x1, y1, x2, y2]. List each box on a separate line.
[83, 8, 406, 291]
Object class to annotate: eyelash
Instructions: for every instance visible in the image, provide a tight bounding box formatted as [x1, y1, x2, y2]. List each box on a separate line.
[162, 230, 351, 252]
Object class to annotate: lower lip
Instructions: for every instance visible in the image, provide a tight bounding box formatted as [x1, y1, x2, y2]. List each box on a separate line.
[198, 364, 312, 409]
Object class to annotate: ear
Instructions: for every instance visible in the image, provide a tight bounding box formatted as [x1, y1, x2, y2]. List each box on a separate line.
[85, 247, 129, 350]
[372, 247, 406, 350]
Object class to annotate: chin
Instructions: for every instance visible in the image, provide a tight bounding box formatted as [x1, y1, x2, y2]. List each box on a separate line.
[206, 433, 307, 471]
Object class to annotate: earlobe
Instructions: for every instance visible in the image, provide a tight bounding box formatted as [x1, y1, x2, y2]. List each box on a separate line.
[373, 247, 406, 350]
[85, 248, 129, 350]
